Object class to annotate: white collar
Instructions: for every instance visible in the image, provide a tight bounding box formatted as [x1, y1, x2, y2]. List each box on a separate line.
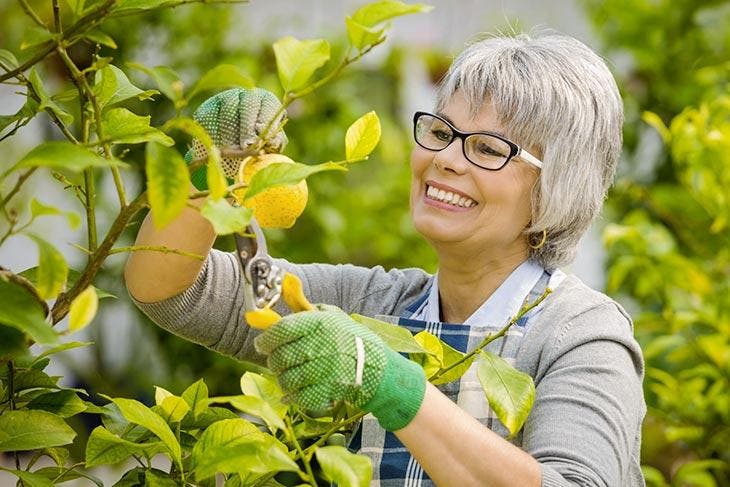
[420, 259, 545, 326]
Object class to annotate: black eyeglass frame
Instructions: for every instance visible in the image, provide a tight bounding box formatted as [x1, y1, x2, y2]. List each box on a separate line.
[412, 111, 543, 171]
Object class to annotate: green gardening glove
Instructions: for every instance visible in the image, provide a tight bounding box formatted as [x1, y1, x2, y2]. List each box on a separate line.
[254, 309, 427, 432]
[186, 87, 288, 189]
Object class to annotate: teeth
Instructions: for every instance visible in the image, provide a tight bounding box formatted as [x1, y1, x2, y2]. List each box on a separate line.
[426, 185, 475, 208]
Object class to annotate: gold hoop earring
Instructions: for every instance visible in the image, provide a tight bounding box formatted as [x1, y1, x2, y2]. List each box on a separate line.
[528, 229, 547, 250]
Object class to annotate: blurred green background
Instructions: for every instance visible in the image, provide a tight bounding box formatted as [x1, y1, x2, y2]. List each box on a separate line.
[1, 0, 728, 485]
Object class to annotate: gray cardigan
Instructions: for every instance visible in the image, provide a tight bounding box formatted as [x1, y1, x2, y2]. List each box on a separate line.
[135, 250, 646, 487]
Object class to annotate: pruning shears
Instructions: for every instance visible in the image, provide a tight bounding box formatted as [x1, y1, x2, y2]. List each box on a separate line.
[234, 216, 314, 329]
[235, 218, 285, 314]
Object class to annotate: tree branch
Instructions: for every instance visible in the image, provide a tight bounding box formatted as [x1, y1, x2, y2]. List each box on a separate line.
[51, 191, 148, 323]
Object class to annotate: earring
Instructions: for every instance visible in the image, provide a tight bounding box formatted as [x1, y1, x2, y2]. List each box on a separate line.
[528, 229, 547, 250]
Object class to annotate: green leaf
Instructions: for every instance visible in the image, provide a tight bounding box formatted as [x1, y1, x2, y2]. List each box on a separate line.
[206, 148, 227, 200]
[0, 410, 76, 452]
[145, 469, 179, 487]
[476, 350, 535, 437]
[0, 325, 27, 359]
[33, 341, 92, 365]
[157, 396, 190, 423]
[181, 379, 209, 419]
[68, 286, 99, 332]
[30, 199, 81, 229]
[94, 65, 158, 110]
[345, 17, 385, 51]
[127, 62, 183, 101]
[85, 426, 165, 468]
[20, 267, 116, 300]
[28, 234, 68, 300]
[20, 27, 54, 51]
[180, 406, 238, 430]
[109, 397, 181, 467]
[0, 468, 54, 487]
[145, 141, 190, 228]
[208, 395, 285, 432]
[102, 108, 174, 146]
[239, 372, 287, 417]
[351, 314, 426, 353]
[28, 68, 73, 125]
[0, 95, 39, 133]
[273, 36, 330, 93]
[410, 330, 443, 379]
[315, 446, 372, 487]
[154, 385, 173, 405]
[200, 198, 252, 235]
[345, 111, 381, 160]
[17, 141, 125, 172]
[188, 64, 254, 100]
[12, 368, 59, 391]
[161, 117, 213, 149]
[0, 278, 57, 345]
[31, 466, 103, 487]
[26, 390, 88, 418]
[352, 0, 433, 27]
[431, 339, 474, 386]
[244, 161, 345, 201]
[642, 111, 671, 143]
[192, 419, 298, 481]
[83, 30, 118, 48]
[0, 49, 19, 69]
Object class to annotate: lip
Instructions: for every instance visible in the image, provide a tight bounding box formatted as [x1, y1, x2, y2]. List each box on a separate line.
[422, 180, 477, 211]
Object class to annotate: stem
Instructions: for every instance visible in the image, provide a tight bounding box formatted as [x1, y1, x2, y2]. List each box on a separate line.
[7, 361, 22, 477]
[51, 191, 148, 323]
[0, 168, 37, 211]
[285, 416, 317, 485]
[52, 0, 63, 34]
[83, 168, 98, 255]
[17, 0, 47, 28]
[431, 288, 553, 382]
[107, 245, 204, 260]
[303, 411, 366, 455]
[256, 42, 384, 151]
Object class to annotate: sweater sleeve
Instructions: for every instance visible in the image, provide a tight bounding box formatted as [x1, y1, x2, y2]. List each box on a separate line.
[518, 285, 646, 487]
[130, 249, 431, 363]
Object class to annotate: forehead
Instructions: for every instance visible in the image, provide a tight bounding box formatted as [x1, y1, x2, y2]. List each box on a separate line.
[436, 93, 508, 136]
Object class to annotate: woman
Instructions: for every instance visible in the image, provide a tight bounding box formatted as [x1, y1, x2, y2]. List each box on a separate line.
[126, 32, 645, 486]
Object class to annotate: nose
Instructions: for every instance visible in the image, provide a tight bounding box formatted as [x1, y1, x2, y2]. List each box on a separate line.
[432, 137, 469, 174]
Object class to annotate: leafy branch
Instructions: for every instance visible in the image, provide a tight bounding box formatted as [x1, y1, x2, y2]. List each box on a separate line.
[431, 288, 552, 383]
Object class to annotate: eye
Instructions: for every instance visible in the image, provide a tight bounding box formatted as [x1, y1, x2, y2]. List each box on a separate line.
[430, 128, 452, 142]
[475, 141, 506, 158]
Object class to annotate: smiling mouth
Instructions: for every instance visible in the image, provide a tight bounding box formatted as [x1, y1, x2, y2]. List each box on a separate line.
[425, 184, 477, 208]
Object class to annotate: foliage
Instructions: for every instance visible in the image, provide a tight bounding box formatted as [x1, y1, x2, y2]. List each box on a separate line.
[0, 0, 538, 484]
[584, 1, 730, 484]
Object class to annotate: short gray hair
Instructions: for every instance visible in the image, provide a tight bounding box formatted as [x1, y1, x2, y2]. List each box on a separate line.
[435, 31, 623, 269]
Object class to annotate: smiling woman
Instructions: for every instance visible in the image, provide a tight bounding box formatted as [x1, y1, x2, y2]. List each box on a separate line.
[127, 30, 645, 487]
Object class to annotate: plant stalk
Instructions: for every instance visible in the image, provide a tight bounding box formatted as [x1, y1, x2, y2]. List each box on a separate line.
[431, 288, 552, 382]
[286, 416, 317, 485]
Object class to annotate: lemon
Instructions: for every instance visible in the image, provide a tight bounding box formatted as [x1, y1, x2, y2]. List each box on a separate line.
[232, 153, 308, 228]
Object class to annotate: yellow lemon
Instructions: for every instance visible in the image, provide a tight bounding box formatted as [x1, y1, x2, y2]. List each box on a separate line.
[232, 153, 308, 229]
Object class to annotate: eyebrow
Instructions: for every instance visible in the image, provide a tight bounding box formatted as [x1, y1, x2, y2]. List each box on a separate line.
[435, 111, 510, 140]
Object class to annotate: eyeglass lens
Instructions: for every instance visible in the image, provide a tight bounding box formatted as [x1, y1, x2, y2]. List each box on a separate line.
[414, 113, 512, 170]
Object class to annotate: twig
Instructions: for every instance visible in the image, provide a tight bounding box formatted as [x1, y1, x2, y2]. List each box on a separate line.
[285, 416, 317, 485]
[0, 167, 38, 210]
[108, 245, 204, 260]
[431, 288, 552, 382]
[17, 0, 47, 28]
[51, 191, 148, 323]
[0, 266, 49, 317]
[52, 0, 63, 34]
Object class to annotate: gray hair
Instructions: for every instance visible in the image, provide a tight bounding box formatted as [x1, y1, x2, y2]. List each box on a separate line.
[435, 31, 623, 269]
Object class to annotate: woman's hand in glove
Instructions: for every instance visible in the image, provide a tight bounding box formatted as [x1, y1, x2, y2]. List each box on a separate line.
[254, 308, 426, 432]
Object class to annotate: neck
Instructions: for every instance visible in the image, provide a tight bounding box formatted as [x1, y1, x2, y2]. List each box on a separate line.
[435, 245, 529, 323]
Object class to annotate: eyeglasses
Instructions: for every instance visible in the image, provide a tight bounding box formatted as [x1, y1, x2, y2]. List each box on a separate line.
[412, 111, 543, 171]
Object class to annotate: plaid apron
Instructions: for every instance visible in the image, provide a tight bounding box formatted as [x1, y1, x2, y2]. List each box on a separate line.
[348, 270, 552, 486]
